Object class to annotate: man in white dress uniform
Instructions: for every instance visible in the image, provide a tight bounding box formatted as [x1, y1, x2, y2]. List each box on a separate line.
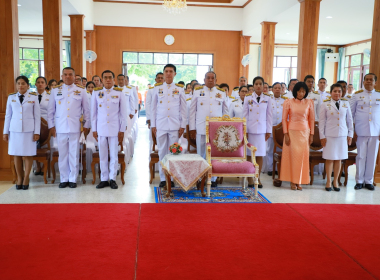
[305, 75, 322, 122]
[47, 67, 90, 188]
[189, 71, 229, 187]
[91, 70, 127, 189]
[318, 78, 330, 101]
[125, 75, 139, 116]
[151, 64, 187, 188]
[350, 73, 380, 191]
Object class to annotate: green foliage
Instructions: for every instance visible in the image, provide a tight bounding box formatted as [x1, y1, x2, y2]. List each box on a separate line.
[23, 49, 39, 60]
[20, 60, 39, 86]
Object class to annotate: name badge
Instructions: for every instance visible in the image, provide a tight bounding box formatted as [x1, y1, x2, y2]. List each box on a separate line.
[57, 93, 62, 96]
[12, 100, 16, 102]
[46, 99, 49, 101]
[28, 101, 35, 103]
[261, 101, 268, 103]
[111, 96, 119, 99]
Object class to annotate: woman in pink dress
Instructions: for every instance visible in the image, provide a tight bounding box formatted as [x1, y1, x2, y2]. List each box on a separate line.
[280, 82, 315, 190]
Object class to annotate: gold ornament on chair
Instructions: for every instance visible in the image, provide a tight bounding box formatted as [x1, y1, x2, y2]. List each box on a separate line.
[213, 125, 242, 153]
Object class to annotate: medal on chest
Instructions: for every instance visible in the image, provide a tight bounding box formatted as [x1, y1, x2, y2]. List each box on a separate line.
[248, 100, 253, 106]
[74, 90, 81, 96]
[98, 92, 104, 98]
[215, 92, 222, 99]
[200, 91, 205, 97]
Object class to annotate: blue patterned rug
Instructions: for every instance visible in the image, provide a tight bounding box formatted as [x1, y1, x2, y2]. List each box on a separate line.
[154, 186, 270, 203]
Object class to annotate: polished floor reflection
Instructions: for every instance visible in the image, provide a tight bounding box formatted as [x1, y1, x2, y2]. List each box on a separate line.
[0, 117, 379, 204]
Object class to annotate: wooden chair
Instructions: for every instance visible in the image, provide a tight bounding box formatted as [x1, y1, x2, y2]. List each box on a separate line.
[185, 124, 197, 154]
[206, 115, 259, 197]
[11, 118, 51, 184]
[149, 129, 159, 184]
[309, 121, 324, 185]
[338, 131, 357, 187]
[91, 140, 126, 185]
[272, 122, 284, 181]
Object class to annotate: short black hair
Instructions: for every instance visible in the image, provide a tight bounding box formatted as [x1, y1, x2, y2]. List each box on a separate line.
[75, 75, 82, 81]
[337, 80, 347, 85]
[239, 85, 248, 92]
[269, 86, 273, 89]
[288, 78, 298, 87]
[252, 76, 264, 85]
[178, 81, 185, 85]
[16, 75, 29, 84]
[62, 67, 75, 74]
[48, 79, 57, 87]
[82, 77, 87, 81]
[35, 76, 47, 84]
[233, 86, 239, 90]
[58, 80, 64, 84]
[102, 70, 115, 78]
[164, 64, 176, 72]
[117, 74, 125, 78]
[219, 83, 229, 91]
[264, 82, 269, 86]
[304, 75, 315, 82]
[292, 82, 309, 99]
[92, 75, 102, 82]
[156, 72, 163, 77]
[185, 83, 191, 89]
[281, 82, 287, 87]
[348, 83, 353, 86]
[86, 81, 95, 88]
[318, 78, 327, 82]
[192, 83, 201, 90]
[191, 79, 198, 84]
[364, 73, 378, 82]
[247, 84, 253, 88]
[205, 71, 217, 79]
[272, 82, 281, 88]
[330, 83, 343, 93]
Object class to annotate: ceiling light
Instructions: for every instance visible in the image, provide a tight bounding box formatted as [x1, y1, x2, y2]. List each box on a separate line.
[326, 37, 330, 39]
[326, 16, 332, 19]
[286, 33, 290, 35]
[18, 4, 21, 6]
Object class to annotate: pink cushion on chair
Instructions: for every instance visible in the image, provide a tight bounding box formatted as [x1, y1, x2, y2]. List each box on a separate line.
[211, 160, 255, 174]
[209, 121, 244, 157]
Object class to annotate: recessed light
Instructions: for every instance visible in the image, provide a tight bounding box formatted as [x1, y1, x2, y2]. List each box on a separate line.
[326, 16, 332, 19]
[326, 37, 330, 39]
[286, 33, 290, 35]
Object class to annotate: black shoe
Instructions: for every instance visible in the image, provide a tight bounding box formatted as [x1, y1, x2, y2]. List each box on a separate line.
[354, 183, 363, 190]
[34, 171, 44, 176]
[365, 184, 375, 191]
[159, 181, 166, 188]
[96, 181, 109, 189]
[333, 187, 340, 192]
[22, 185, 29, 190]
[171, 181, 175, 188]
[69, 182, 77, 188]
[15, 185, 22, 190]
[258, 184, 263, 188]
[110, 180, 118, 189]
[325, 187, 332, 191]
[267, 171, 273, 176]
[248, 184, 255, 188]
[59, 182, 69, 188]
[341, 172, 346, 178]
[275, 171, 278, 175]
[211, 181, 218, 188]
[117, 170, 120, 176]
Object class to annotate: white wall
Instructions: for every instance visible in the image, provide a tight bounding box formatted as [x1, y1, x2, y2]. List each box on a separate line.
[345, 42, 371, 56]
[93, 2, 243, 31]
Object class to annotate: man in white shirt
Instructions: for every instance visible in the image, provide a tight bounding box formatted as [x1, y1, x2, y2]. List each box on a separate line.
[283, 79, 298, 99]
[318, 78, 330, 101]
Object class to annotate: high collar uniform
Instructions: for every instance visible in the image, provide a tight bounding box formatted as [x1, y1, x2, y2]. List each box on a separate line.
[37, 91, 50, 120]
[229, 98, 244, 119]
[318, 89, 330, 102]
[145, 86, 155, 121]
[121, 85, 135, 117]
[243, 92, 273, 134]
[271, 95, 287, 126]
[307, 91, 322, 121]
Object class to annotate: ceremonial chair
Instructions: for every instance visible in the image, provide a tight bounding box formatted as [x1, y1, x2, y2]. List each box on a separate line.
[90, 140, 126, 185]
[149, 130, 159, 184]
[185, 124, 197, 154]
[205, 115, 259, 197]
[272, 123, 284, 183]
[11, 118, 51, 184]
[309, 122, 324, 185]
[338, 131, 357, 187]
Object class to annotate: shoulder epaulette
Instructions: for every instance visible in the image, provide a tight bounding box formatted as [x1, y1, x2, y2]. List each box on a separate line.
[326, 91, 330, 93]
[52, 85, 61, 89]
[233, 88, 239, 91]
[217, 87, 225, 92]
[323, 98, 331, 102]
[94, 87, 103, 91]
[314, 91, 320, 95]
[8, 92, 17, 96]
[281, 96, 288, 100]
[185, 92, 190, 94]
[175, 83, 184, 88]
[186, 98, 192, 101]
[341, 98, 348, 101]
[149, 86, 154, 90]
[47, 91, 51, 95]
[114, 87, 123, 91]
[126, 86, 132, 89]
[346, 95, 352, 98]
[376, 90, 380, 93]
[195, 86, 203, 90]
[76, 85, 85, 89]
[232, 99, 238, 102]
[229, 96, 235, 99]
[355, 90, 363, 94]
[245, 93, 252, 97]
[155, 83, 163, 87]
[29, 92, 37, 96]
[87, 91, 90, 93]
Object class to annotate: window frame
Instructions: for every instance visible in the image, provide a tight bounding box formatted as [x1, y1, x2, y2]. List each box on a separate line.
[273, 55, 298, 84]
[344, 53, 370, 89]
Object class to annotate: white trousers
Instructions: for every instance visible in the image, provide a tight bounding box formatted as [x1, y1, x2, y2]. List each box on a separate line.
[57, 132, 80, 183]
[196, 134, 216, 182]
[98, 136, 119, 181]
[355, 136, 379, 184]
[157, 130, 179, 181]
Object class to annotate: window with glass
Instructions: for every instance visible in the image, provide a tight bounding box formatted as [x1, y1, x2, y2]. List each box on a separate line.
[272, 56, 297, 85]
[344, 53, 370, 91]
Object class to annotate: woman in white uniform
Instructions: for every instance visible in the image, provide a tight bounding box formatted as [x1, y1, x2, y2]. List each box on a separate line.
[319, 84, 353, 192]
[85, 81, 97, 171]
[229, 85, 247, 119]
[243, 77, 273, 188]
[3, 76, 40, 190]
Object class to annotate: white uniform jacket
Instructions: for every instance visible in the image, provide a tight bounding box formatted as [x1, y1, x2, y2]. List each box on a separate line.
[229, 98, 244, 119]
[319, 89, 331, 102]
[145, 86, 155, 121]
[271, 95, 287, 126]
[122, 85, 135, 117]
[319, 98, 354, 139]
[350, 89, 380, 137]
[47, 83, 90, 133]
[4, 92, 41, 134]
[243, 92, 273, 134]
[151, 82, 187, 130]
[91, 87, 127, 137]
[307, 91, 322, 122]
[189, 86, 229, 135]
[38, 91, 50, 120]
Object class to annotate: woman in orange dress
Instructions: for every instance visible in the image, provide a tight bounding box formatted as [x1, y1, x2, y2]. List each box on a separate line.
[280, 82, 315, 190]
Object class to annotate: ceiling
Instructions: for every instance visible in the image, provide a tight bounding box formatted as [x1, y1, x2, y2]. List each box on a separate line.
[93, 0, 248, 6]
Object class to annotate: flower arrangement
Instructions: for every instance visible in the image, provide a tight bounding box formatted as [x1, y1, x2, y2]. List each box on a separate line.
[169, 142, 183, 155]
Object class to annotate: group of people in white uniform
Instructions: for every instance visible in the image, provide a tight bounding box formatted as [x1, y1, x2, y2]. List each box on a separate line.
[3, 63, 380, 193]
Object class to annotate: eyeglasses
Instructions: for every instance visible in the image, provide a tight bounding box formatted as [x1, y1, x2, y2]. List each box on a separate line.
[240, 90, 248, 93]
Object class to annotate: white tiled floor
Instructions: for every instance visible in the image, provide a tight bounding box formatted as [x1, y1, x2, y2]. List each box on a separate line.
[0, 117, 379, 204]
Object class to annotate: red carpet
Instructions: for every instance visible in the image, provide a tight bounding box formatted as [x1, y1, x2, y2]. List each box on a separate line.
[289, 204, 380, 279]
[0, 204, 140, 280]
[0, 203, 378, 279]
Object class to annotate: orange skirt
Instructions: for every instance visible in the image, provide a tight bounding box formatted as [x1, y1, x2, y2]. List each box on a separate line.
[280, 129, 310, 184]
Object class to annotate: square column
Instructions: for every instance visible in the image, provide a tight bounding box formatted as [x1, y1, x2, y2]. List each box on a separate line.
[260, 22, 277, 85]
[69, 15, 85, 76]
